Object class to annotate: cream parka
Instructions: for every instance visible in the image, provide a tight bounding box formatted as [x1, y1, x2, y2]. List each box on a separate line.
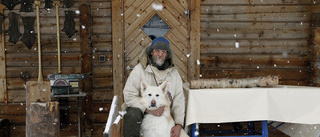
[121, 47, 185, 126]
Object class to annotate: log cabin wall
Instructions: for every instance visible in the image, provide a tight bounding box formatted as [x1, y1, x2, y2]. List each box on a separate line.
[199, 0, 314, 86]
[0, 0, 318, 137]
[0, 0, 112, 136]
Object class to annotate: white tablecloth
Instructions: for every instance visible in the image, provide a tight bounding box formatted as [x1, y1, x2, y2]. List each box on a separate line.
[184, 85, 320, 126]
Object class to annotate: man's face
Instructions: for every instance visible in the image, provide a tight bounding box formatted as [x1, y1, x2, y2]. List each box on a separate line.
[151, 49, 168, 66]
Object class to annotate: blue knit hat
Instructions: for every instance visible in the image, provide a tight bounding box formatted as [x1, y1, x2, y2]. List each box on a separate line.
[151, 37, 170, 47]
[147, 37, 172, 59]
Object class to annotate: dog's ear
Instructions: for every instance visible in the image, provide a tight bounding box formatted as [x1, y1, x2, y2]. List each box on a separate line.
[141, 80, 149, 94]
[159, 81, 168, 93]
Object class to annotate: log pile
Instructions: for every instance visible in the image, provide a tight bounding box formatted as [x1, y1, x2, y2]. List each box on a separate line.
[190, 75, 279, 89]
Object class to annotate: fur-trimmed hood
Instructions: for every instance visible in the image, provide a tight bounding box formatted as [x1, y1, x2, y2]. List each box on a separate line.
[139, 46, 175, 70]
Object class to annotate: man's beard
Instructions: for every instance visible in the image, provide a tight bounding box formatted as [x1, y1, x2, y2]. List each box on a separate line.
[152, 55, 166, 67]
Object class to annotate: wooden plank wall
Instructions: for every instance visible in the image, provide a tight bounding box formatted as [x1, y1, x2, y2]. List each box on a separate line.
[0, 0, 113, 136]
[0, 0, 318, 136]
[189, 0, 201, 80]
[0, 4, 7, 103]
[200, 0, 314, 86]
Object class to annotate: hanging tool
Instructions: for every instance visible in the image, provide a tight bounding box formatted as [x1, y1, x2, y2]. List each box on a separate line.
[34, 1, 43, 81]
[53, 0, 61, 74]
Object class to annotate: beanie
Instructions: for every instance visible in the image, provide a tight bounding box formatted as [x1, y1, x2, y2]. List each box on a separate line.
[151, 37, 170, 47]
[147, 37, 172, 59]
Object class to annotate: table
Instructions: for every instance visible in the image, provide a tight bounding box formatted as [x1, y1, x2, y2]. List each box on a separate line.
[52, 93, 87, 137]
[183, 85, 320, 137]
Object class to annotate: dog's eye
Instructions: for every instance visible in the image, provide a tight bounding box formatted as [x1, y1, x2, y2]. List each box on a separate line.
[148, 94, 151, 96]
[156, 94, 159, 97]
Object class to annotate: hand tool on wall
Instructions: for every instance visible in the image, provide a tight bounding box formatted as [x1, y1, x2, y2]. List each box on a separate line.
[34, 1, 43, 81]
[53, 0, 61, 74]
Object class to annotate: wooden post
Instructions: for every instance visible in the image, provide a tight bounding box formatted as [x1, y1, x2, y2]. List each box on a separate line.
[313, 2, 320, 86]
[26, 81, 59, 137]
[111, 118, 123, 137]
[188, 0, 201, 81]
[79, 3, 93, 136]
[112, 0, 124, 110]
[0, 4, 7, 103]
[26, 102, 60, 137]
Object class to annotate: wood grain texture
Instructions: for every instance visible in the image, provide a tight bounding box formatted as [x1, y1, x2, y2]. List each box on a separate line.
[200, 0, 313, 86]
[0, 4, 6, 103]
[112, 0, 125, 109]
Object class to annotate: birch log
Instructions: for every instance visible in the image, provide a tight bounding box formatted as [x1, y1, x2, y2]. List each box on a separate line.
[190, 75, 279, 89]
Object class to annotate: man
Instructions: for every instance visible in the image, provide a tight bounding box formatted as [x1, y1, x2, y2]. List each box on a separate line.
[122, 37, 186, 137]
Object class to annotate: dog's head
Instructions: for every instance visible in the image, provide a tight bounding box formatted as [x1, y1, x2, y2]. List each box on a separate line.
[141, 80, 169, 110]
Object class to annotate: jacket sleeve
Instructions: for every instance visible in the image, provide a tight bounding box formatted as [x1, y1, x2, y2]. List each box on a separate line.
[122, 64, 147, 113]
[170, 70, 185, 126]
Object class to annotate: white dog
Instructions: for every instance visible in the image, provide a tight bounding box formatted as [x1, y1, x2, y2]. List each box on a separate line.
[140, 80, 188, 137]
[140, 80, 174, 137]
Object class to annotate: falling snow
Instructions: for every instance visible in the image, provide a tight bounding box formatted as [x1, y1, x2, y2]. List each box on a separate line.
[197, 60, 200, 65]
[152, 3, 163, 11]
[235, 42, 239, 48]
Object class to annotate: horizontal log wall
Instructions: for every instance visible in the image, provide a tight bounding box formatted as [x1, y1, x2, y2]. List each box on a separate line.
[0, 0, 112, 136]
[0, 0, 318, 136]
[200, 0, 314, 86]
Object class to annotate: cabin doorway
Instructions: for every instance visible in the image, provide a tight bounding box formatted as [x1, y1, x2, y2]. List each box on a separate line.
[123, 0, 190, 82]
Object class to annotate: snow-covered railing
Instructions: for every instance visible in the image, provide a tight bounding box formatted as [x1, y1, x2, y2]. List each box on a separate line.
[103, 96, 118, 137]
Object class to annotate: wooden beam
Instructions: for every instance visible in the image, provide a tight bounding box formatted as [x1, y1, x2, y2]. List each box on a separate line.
[0, 4, 6, 103]
[313, 3, 320, 86]
[79, 3, 94, 136]
[110, 118, 123, 137]
[112, 0, 124, 109]
[188, 0, 201, 80]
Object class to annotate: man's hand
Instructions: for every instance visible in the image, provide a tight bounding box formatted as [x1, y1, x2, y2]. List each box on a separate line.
[145, 106, 164, 116]
[171, 124, 182, 137]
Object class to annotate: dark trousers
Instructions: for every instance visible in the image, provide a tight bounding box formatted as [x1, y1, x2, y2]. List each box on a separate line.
[123, 107, 144, 137]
